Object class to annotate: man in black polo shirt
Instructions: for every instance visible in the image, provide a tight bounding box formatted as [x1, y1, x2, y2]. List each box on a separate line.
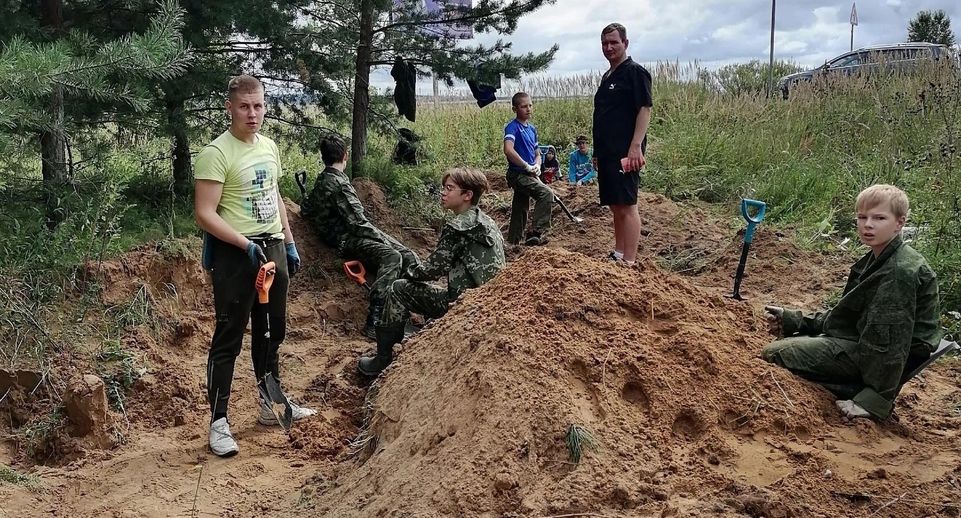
[592, 23, 653, 266]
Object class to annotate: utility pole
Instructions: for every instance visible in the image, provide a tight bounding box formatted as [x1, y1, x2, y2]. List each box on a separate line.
[768, 0, 776, 97]
[849, 3, 858, 51]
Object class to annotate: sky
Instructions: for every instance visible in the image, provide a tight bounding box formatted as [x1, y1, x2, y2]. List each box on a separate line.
[374, 0, 961, 93]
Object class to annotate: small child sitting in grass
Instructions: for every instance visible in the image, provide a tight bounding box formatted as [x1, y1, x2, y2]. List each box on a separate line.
[540, 146, 560, 184]
[568, 135, 597, 185]
[761, 184, 941, 420]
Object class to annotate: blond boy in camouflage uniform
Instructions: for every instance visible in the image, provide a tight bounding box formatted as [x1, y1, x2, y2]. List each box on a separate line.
[762, 185, 941, 420]
[359, 169, 506, 375]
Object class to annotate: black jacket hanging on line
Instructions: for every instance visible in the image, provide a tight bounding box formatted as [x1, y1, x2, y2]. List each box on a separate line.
[391, 57, 417, 122]
[467, 63, 501, 108]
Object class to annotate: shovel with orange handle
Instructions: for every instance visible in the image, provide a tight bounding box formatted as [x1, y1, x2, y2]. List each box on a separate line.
[343, 260, 371, 293]
[254, 261, 293, 431]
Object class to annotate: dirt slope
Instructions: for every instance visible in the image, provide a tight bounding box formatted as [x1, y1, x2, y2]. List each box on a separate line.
[1, 174, 958, 518]
[310, 247, 961, 517]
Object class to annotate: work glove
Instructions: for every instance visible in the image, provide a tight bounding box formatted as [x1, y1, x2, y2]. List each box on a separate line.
[764, 305, 783, 338]
[526, 164, 539, 175]
[285, 242, 301, 277]
[246, 241, 267, 269]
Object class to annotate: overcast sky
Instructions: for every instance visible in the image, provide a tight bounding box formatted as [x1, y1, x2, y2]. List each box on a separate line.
[377, 0, 961, 93]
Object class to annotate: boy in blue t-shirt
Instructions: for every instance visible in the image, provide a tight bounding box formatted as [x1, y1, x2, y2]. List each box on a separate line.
[568, 135, 598, 184]
[503, 92, 553, 246]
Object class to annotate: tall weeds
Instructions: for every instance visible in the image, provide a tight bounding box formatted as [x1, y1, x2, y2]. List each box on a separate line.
[403, 61, 961, 310]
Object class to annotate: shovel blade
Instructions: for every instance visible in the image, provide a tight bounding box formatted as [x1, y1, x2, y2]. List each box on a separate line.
[260, 374, 293, 431]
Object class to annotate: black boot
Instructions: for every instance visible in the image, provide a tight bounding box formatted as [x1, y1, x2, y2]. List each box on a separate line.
[524, 231, 549, 246]
[363, 299, 383, 340]
[358, 323, 404, 376]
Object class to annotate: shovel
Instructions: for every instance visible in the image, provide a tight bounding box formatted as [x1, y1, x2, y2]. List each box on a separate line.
[554, 194, 584, 223]
[533, 173, 583, 224]
[294, 170, 308, 200]
[254, 262, 294, 431]
[343, 260, 371, 293]
[728, 198, 767, 301]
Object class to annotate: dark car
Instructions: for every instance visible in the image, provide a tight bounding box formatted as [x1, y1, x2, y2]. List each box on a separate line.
[778, 42, 954, 99]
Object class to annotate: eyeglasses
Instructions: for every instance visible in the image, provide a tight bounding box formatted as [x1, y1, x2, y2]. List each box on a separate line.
[442, 184, 466, 193]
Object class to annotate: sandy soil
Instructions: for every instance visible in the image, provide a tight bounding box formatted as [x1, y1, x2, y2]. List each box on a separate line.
[1, 174, 958, 518]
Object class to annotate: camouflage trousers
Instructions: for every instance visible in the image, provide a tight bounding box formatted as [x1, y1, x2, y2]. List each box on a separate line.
[341, 233, 419, 302]
[381, 279, 451, 327]
[506, 170, 553, 245]
[762, 336, 919, 420]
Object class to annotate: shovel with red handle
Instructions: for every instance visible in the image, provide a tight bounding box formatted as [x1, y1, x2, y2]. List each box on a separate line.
[254, 261, 293, 431]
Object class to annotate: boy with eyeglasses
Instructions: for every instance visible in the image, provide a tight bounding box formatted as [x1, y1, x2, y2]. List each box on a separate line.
[358, 169, 506, 375]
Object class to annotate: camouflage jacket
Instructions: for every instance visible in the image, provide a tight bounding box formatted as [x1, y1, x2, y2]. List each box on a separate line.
[300, 166, 382, 249]
[782, 236, 941, 358]
[403, 206, 505, 300]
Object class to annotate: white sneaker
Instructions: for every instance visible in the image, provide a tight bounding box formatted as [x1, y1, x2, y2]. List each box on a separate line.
[257, 399, 318, 426]
[208, 417, 239, 457]
[836, 399, 872, 419]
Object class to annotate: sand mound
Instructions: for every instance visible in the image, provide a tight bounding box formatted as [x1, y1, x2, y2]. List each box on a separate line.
[312, 247, 853, 516]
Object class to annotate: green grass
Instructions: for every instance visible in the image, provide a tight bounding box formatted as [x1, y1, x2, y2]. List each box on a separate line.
[18, 408, 65, 461]
[387, 62, 961, 311]
[0, 60, 959, 376]
[565, 423, 599, 464]
[95, 339, 145, 415]
[0, 464, 39, 488]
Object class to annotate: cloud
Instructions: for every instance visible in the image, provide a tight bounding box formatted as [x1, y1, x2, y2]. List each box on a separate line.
[372, 1, 961, 92]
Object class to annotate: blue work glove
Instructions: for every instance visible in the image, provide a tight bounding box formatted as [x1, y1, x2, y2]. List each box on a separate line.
[285, 242, 301, 277]
[246, 241, 267, 269]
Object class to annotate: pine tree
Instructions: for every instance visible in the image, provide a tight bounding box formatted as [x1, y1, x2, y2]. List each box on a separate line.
[0, 0, 190, 224]
[151, 0, 314, 193]
[907, 9, 956, 46]
[298, 0, 559, 175]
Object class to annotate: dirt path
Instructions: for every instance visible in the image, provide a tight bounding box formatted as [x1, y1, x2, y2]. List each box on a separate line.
[1, 174, 958, 517]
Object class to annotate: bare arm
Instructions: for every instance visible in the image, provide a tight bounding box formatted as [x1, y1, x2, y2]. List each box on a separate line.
[195, 179, 249, 250]
[503, 140, 534, 171]
[627, 106, 652, 171]
[276, 185, 295, 244]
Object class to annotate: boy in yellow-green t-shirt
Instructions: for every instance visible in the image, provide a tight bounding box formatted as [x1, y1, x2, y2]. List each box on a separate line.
[194, 74, 316, 457]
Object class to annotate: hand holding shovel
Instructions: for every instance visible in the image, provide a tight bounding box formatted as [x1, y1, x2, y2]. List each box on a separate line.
[254, 262, 294, 431]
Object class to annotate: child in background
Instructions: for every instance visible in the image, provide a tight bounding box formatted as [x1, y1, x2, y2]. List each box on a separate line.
[540, 146, 560, 184]
[503, 92, 552, 246]
[568, 135, 597, 185]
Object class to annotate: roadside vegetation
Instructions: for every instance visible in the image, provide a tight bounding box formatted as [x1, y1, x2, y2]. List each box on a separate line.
[1, 59, 959, 380]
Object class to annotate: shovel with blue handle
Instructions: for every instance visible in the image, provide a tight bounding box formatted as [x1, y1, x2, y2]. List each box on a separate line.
[728, 199, 767, 301]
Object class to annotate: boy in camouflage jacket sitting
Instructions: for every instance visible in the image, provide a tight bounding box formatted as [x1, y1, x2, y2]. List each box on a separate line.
[359, 169, 506, 375]
[762, 184, 941, 420]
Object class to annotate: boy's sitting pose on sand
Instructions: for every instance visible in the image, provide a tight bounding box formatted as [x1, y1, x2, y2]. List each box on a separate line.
[358, 169, 506, 376]
[762, 184, 941, 420]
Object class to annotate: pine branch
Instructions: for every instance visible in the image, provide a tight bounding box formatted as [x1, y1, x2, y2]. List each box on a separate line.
[374, 0, 548, 35]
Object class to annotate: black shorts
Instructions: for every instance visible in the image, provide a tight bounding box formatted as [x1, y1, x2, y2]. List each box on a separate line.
[597, 157, 639, 206]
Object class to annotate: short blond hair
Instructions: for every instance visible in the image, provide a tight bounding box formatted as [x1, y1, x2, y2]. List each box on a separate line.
[228, 74, 263, 100]
[442, 168, 489, 206]
[855, 184, 910, 219]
